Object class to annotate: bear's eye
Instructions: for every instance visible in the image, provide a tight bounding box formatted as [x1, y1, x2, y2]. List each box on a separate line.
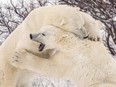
[42, 33, 46, 36]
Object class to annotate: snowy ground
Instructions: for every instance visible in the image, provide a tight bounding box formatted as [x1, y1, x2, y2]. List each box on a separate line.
[30, 76, 76, 87]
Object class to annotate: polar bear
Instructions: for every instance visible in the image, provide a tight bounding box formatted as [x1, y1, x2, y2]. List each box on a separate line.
[0, 5, 92, 87]
[23, 5, 104, 41]
[43, 5, 104, 41]
[0, 5, 85, 87]
[11, 25, 116, 87]
[0, 5, 104, 87]
[42, 5, 104, 41]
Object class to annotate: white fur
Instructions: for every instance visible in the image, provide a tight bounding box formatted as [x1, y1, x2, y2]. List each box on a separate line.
[0, 5, 88, 87]
[80, 11, 104, 41]
[0, 5, 83, 87]
[0, 5, 106, 87]
[11, 25, 116, 87]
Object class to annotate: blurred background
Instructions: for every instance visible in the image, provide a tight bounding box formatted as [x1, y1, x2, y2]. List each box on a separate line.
[0, 0, 116, 87]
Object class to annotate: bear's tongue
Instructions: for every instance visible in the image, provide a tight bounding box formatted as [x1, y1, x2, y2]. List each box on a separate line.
[39, 43, 45, 51]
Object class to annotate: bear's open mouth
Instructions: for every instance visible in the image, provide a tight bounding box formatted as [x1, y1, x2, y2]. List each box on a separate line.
[39, 43, 45, 51]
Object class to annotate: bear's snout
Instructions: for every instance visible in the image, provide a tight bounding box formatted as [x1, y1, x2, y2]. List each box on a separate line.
[30, 34, 33, 39]
[30, 33, 39, 39]
[29, 33, 41, 43]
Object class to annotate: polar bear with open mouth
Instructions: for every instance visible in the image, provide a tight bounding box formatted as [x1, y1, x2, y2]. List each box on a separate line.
[0, 5, 84, 87]
[11, 25, 116, 87]
[0, 5, 105, 87]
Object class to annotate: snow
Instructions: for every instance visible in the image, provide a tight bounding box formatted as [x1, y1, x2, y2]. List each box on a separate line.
[0, 0, 31, 4]
[0, 32, 9, 45]
[113, 17, 116, 21]
[30, 76, 76, 87]
[103, 0, 110, 4]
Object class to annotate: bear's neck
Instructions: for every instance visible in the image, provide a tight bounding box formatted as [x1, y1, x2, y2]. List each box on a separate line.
[65, 40, 114, 87]
[59, 38, 113, 66]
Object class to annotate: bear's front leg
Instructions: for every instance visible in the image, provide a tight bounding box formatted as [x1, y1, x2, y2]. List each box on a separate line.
[10, 49, 65, 78]
[11, 49, 57, 73]
[11, 49, 36, 70]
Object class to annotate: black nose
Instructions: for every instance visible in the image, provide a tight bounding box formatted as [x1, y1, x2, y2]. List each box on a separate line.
[30, 34, 33, 39]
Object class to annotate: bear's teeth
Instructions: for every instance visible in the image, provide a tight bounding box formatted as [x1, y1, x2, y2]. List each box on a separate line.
[39, 43, 45, 51]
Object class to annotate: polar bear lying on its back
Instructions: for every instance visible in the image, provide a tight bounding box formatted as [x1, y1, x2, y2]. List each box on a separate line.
[11, 25, 116, 87]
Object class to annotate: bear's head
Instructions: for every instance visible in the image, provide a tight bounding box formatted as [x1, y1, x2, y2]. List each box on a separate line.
[30, 25, 78, 57]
